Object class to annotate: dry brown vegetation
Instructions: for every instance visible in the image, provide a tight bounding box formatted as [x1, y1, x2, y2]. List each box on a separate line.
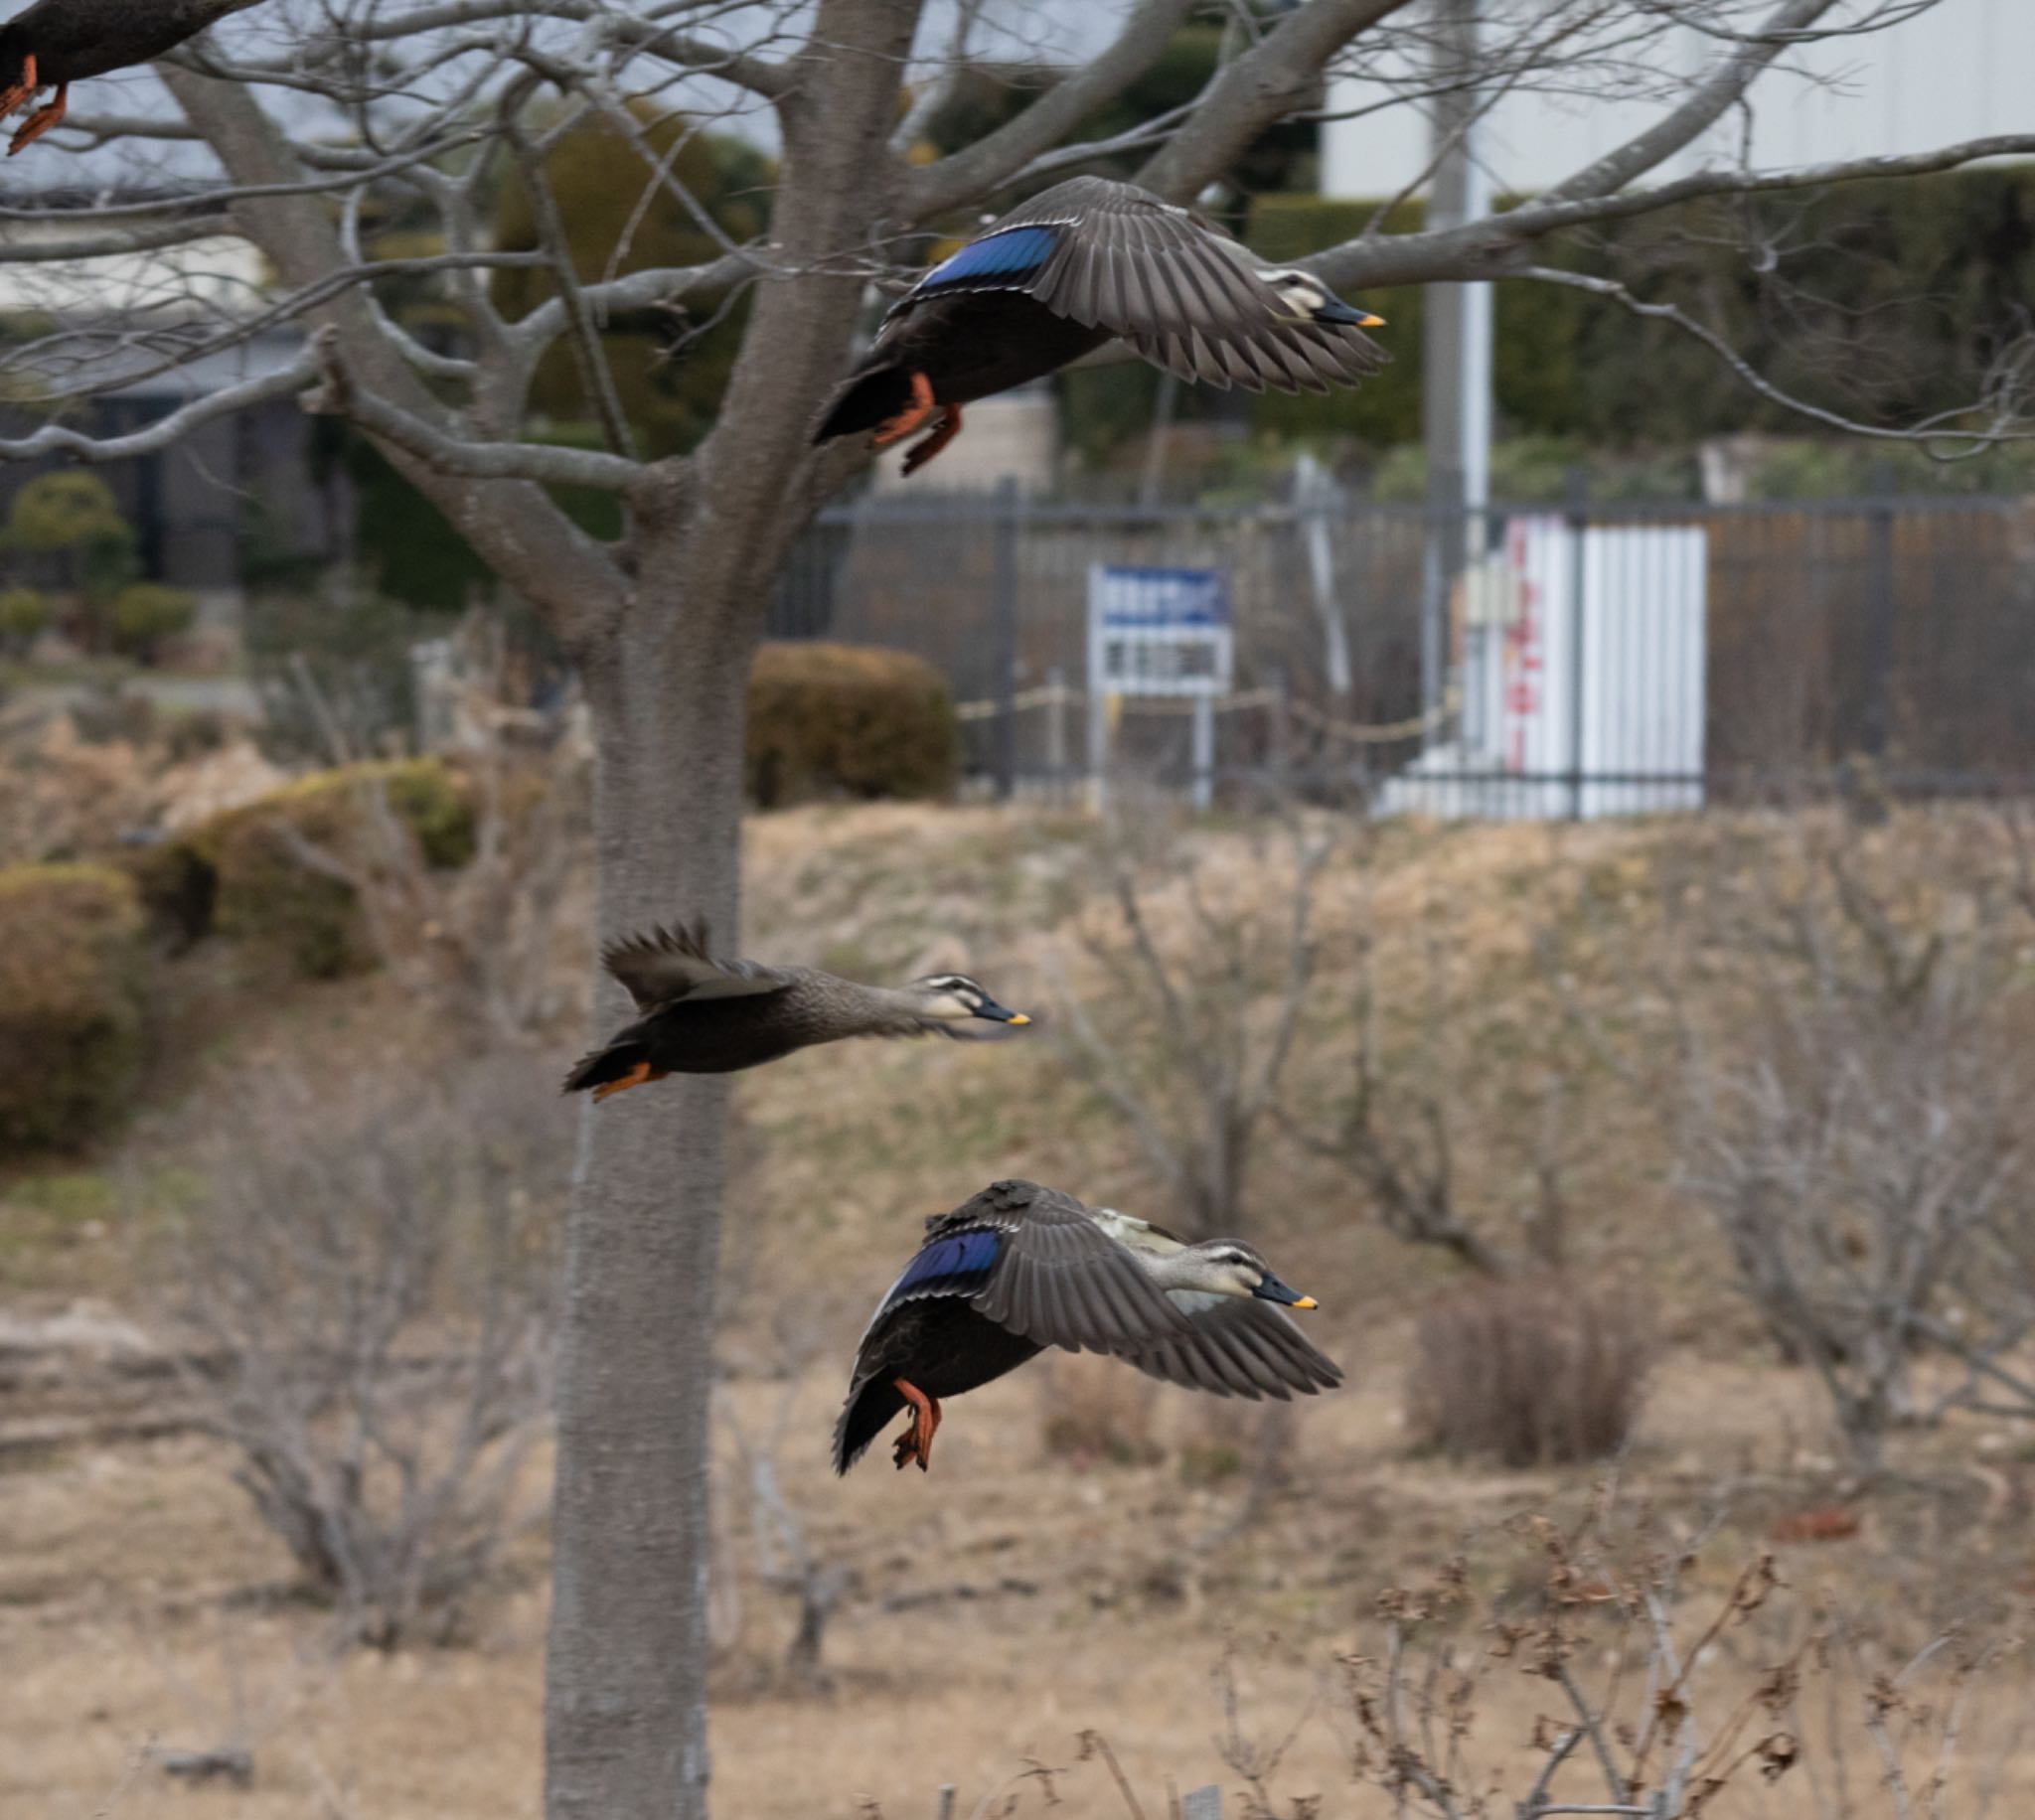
[8, 796, 2035, 1815]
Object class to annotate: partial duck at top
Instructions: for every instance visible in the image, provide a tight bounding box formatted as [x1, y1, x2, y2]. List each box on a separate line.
[562, 921, 1029, 1098]
[814, 175, 1388, 477]
[0, 0, 264, 156]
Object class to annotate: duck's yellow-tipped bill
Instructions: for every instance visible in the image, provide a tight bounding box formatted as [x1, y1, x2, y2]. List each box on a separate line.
[1007, 1012, 1031, 1026]
[1292, 1295, 1319, 1310]
[1355, 312, 1385, 328]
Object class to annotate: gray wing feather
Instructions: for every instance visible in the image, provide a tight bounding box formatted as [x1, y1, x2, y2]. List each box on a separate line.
[1123, 1298, 1343, 1401]
[960, 1180, 1194, 1353]
[600, 921, 796, 1011]
[997, 178, 1388, 396]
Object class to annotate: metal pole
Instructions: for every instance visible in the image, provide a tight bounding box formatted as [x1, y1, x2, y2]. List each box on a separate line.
[1267, 663, 1290, 797]
[1044, 664, 1067, 779]
[991, 476, 1019, 799]
[1192, 693, 1214, 812]
[1567, 473, 1589, 822]
[1862, 469, 1896, 762]
[1422, 0, 1488, 751]
[1086, 568, 1109, 814]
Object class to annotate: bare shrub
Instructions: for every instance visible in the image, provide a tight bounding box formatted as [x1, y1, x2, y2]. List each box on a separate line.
[1053, 811, 1330, 1235]
[717, 1316, 854, 1692]
[1669, 815, 2035, 1471]
[969, 1518, 2030, 1820]
[172, 1057, 564, 1647]
[273, 629, 587, 1044]
[1406, 1276, 1652, 1467]
[1036, 1353, 1163, 1468]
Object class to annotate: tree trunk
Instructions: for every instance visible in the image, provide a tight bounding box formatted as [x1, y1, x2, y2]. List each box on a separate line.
[543, 558, 754, 1820]
[540, 11, 919, 1813]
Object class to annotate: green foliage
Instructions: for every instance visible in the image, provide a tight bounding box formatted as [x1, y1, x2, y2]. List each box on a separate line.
[3, 472, 131, 554]
[492, 106, 774, 458]
[0, 863, 147, 1155]
[1064, 171, 2035, 474]
[0, 585, 49, 649]
[116, 836, 218, 950]
[337, 432, 492, 616]
[914, 14, 1314, 195]
[1371, 437, 1700, 504]
[746, 643, 959, 808]
[108, 583, 197, 662]
[183, 759, 475, 979]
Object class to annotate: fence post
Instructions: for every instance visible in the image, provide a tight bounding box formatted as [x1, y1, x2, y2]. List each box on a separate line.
[1180, 1786, 1224, 1819]
[1267, 664, 1290, 797]
[1045, 666, 1066, 780]
[1565, 471, 1589, 822]
[992, 476, 1019, 801]
[933, 1785, 956, 1820]
[1862, 468, 1896, 763]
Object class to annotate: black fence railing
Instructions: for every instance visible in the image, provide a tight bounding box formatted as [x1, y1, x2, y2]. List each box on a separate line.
[771, 489, 2035, 813]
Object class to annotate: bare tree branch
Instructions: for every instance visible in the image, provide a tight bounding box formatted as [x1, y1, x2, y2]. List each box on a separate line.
[906, 0, 1198, 217]
[1136, 0, 1416, 201]
[0, 347, 318, 461]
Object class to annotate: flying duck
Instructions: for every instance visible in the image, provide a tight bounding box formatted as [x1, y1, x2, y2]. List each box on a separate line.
[562, 921, 1029, 1097]
[834, 1179, 1341, 1474]
[814, 174, 1388, 476]
[0, 0, 263, 156]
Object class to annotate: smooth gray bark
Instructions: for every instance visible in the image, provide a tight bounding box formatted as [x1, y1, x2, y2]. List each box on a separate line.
[542, 10, 919, 1814]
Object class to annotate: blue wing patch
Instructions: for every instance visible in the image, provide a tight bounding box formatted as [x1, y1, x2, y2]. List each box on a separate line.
[885, 1226, 1003, 1306]
[916, 225, 1061, 294]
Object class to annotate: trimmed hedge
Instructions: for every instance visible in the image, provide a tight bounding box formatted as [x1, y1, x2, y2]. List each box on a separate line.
[0, 864, 148, 1154]
[180, 759, 474, 979]
[746, 642, 959, 808]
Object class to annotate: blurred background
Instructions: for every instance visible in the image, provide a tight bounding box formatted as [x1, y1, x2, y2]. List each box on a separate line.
[4, 2, 2035, 1816]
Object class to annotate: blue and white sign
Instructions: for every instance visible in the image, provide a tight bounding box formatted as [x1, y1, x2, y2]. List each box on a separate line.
[1088, 564, 1233, 699]
[1086, 563, 1235, 810]
[1094, 565, 1230, 631]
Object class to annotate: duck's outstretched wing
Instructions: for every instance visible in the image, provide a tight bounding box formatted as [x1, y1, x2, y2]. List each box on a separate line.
[890, 175, 1386, 394]
[865, 1179, 1192, 1357]
[599, 921, 795, 1012]
[1121, 1294, 1343, 1401]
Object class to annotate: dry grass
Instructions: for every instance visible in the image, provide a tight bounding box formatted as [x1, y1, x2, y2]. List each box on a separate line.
[9, 803, 2035, 1815]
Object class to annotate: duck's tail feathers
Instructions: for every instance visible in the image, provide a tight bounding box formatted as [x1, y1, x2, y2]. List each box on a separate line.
[814, 366, 914, 444]
[832, 1378, 905, 1475]
[561, 1033, 666, 1100]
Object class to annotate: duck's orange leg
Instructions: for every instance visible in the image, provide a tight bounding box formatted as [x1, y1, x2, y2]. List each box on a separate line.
[8, 80, 65, 156]
[889, 1377, 942, 1472]
[901, 405, 963, 477]
[870, 371, 937, 449]
[592, 1058, 670, 1102]
[0, 53, 38, 120]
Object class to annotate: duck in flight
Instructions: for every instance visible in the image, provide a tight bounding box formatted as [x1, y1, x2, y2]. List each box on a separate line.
[562, 922, 1029, 1097]
[814, 174, 1388, 477]
[835, 1179, 1340, 1475]
[0, 0, 264, 156]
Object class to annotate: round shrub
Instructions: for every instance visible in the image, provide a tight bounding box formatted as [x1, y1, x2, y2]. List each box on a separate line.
[0, 864, 147, 1155]
[186, 759, 475, 979]
[109, 582, 198, 662]
[746, 642, 958, 808]
[0, 585, 50, 651]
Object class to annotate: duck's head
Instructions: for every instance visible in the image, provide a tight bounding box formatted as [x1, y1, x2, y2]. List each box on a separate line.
[907, 973, 1032, 1028]
[1177, 1239, 1319, 1308]
[1260, 267, 1384, 331]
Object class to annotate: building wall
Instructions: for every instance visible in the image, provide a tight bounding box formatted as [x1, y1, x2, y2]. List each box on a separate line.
[1323, 0, 2034, 201]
